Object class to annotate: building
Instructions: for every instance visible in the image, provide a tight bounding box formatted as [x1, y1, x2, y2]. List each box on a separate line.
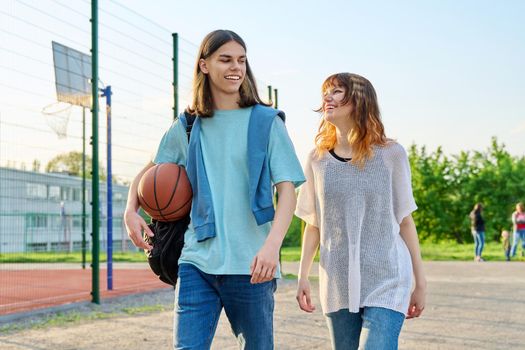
[0, 167, 131, 253]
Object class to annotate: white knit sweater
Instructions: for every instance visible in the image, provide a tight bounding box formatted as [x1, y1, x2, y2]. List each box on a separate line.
[295, 143, 417, 315]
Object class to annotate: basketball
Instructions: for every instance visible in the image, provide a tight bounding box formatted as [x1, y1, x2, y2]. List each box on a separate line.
[138, 163, 192, 222]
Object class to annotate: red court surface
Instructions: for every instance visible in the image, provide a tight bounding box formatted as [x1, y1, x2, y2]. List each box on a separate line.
[0, 266, 170, 316]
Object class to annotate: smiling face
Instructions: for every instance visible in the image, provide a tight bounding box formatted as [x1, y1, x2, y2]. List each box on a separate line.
[322, 84, 355, 127]
[189, 30, 265, 117]
[315, 73, 387, 167]
[199, 40, 247, 102]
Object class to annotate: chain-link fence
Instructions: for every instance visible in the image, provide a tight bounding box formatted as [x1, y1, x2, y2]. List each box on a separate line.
[0, 0, 276, 316]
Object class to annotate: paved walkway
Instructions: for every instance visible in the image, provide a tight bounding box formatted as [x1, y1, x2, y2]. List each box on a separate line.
[1, 261, 524, 349]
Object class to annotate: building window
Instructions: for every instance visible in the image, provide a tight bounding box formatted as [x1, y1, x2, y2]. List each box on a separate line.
[49, 185, 61, 200]
[26, 183, 47, 199]
[61, 186, 71, 201]
[72, 217, 82, 228]
[72, 188, 82, 201]
[26, 215, 48, 228]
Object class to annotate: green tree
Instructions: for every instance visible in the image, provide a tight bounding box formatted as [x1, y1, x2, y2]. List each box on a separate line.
[410, 138, 525, 243]
[467, 138, 525, 241]
[409, 145, 458, 242]
[46, 151, 107, 181]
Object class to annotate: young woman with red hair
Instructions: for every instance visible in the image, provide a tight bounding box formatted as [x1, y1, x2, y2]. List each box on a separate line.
[295, 73, 426, 349]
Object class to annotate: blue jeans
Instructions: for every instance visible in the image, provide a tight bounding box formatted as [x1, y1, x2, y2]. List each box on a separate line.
[511, 229, 525, 257]
[173, 263, 276, 350]
[325, 307, 405, 350]
[472, 230, 485, 257]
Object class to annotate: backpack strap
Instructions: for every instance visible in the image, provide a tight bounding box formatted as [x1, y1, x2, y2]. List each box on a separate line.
[180, 111, 196, 142]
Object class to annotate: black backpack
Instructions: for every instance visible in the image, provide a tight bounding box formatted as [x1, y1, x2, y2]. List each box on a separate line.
[143, 112, 195, 286]
[145, 216, 190, 286]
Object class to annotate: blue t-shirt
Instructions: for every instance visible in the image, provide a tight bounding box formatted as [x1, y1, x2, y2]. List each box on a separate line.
[154, 107, 305, 276]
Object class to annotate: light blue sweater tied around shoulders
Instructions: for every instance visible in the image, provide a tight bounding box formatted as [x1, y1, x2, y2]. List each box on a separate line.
[180, 104, 285, 242]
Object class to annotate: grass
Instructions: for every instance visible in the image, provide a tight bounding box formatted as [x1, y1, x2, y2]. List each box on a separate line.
[122, 304, 169, 315]
[282, 273, 318, 281]
[0, 310, 118, 334]
[0, 251, 146, 264]
[0, 304, 171, 334]
[418, 240, 522, 261]
[1, 242, 522, 264]
[280, 247, 319, 262]
[281, 241, 523, 262]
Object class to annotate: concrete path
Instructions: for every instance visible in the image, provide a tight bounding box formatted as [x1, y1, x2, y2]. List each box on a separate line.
[1, 261, 524, 349]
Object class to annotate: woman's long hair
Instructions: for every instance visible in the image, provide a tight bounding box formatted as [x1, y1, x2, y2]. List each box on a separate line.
[186, 30, 269, 117]
[315, 73, 387, 167]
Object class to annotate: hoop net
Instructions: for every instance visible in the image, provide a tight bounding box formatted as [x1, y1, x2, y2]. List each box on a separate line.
[42, 102, 72, 139]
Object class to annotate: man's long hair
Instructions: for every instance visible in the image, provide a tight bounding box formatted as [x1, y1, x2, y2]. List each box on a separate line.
[186, 30, 269, 117]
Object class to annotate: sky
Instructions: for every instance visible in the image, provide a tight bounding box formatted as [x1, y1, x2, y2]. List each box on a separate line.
[1, 0, 524, 181]
[141, 0, 525, 159]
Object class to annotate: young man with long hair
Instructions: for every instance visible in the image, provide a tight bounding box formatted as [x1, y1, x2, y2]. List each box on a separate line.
[125, 30, 304, 349]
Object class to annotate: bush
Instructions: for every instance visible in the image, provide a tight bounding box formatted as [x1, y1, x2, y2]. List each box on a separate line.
[283, 215, 303, 247]
[409, 138, 525, 243]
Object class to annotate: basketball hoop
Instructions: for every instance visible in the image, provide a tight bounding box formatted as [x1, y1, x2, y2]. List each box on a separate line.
[42, 101, 73, 139]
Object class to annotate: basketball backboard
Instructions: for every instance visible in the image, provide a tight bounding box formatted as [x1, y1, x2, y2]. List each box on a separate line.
[51, 41, 92, 108]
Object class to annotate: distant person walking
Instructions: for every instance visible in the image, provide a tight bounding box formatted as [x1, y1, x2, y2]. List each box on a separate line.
[501, 230, 511, 261]
[60, 201, 72, 252]
[510, 202, 525, 258]
[469, 203, 485, 262]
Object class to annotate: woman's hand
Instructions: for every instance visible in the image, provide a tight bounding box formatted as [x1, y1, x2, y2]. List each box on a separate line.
[406, 285, 426, 319]
[296, 278, 316, 313]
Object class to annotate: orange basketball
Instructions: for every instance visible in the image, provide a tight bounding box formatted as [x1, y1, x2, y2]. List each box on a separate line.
[138, 163, 192, 222]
